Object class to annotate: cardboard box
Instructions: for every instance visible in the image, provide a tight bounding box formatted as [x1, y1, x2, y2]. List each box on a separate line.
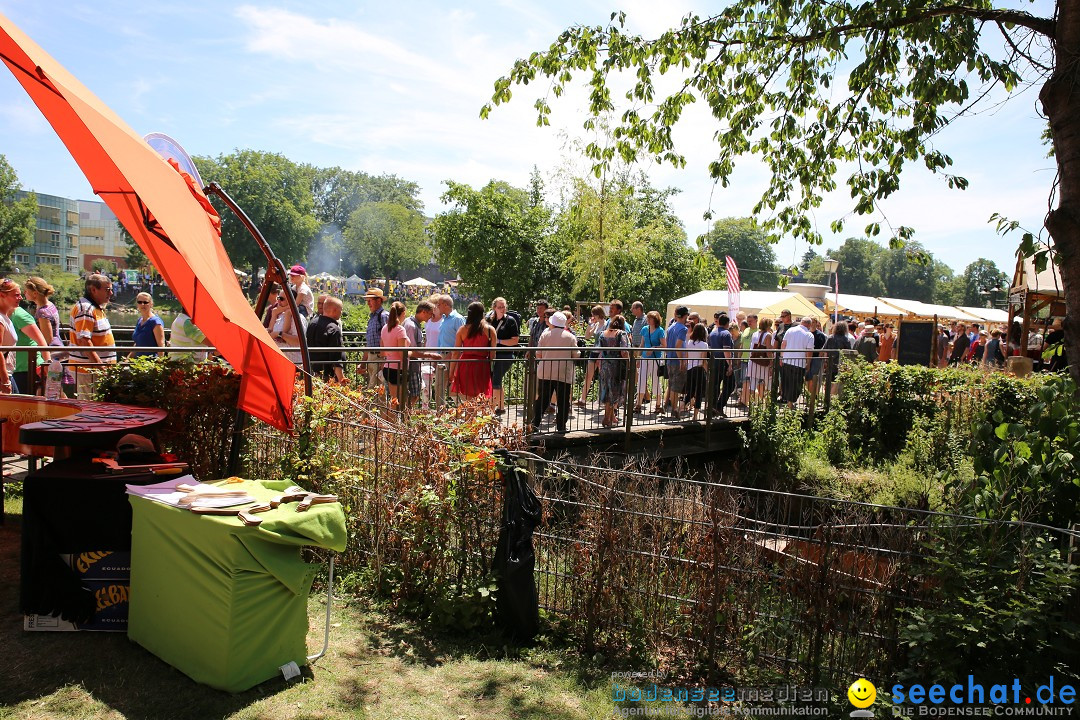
[23, 551, 131, 632]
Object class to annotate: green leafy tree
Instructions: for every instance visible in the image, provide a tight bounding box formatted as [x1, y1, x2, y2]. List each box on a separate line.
[934, 263, 966, 306]
[607, 233, 702, 314]
[569, 174, 697, 311]
[701, 217, 778, 291]
[0, 155, 36, 269]
[803, 255, 827, 285]
[195, 150, 320, 274]
[116, 222, 149, 272]
[880, 242, 937, 301]
[962, 258, 1009, 307]
[484, 2, 1080, 373]
[310, 166, 422, 228]
[343, 202, 430, 287]
[828, 238, 886, 297]
[800, 248, 820, 275]
[430, 180, 564, 311]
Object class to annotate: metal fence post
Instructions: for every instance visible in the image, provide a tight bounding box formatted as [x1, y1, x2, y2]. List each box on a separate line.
[623, 349, 637, 447]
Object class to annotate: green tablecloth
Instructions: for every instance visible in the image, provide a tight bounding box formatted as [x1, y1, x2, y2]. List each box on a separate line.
[127, 479, 347, 693]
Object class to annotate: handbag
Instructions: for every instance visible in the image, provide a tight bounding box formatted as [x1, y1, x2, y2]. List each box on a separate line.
[657, 363, 667, 378]
[750, 333, 771, 367]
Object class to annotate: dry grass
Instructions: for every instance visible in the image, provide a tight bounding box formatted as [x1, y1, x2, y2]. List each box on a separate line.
[0, 499, 612, 720]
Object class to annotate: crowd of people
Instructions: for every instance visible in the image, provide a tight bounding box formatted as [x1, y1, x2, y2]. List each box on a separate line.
[0, 272, 210, 399]
[13, 260, 1060, 426]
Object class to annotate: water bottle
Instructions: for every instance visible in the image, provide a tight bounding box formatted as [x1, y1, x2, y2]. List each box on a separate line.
[45, 358, 63, 400]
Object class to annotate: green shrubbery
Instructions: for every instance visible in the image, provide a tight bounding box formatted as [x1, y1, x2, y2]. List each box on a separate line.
[94, 356, 241, 479]
[738, 362, 1080, 684]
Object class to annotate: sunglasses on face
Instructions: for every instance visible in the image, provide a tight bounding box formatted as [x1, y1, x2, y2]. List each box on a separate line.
[137, 300, 150, 305]
[277, 296, 287, 302]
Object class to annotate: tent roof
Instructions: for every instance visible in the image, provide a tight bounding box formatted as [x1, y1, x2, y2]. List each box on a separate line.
[403, 276, 436, 286]
[1012, 254, 1064, 298]
[876, 297, 983, 322]
[665, 290, 827, 321]
[956, 306, 1009, 323]
[824, 293, 905, 316]
[346, 274, 362, 281]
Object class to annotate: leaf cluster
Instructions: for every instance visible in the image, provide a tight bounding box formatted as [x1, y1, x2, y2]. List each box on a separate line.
[485, 2, 1052, 248]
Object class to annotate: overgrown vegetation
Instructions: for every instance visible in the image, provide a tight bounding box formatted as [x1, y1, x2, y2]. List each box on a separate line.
[736, 360, 1079, 687]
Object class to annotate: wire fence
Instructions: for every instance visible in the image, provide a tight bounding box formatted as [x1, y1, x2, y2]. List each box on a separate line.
[241, 383, 1080, 687]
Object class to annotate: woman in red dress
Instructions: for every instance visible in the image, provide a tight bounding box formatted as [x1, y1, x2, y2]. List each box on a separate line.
[450, 301, 496, 401]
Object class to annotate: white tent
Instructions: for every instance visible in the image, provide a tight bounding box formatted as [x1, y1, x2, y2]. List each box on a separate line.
[665, 290, 827, 323]
[956, 306, 1009, 324]
[876, 297, 984, 323]
[824, 293, 906, 317]
[403, 277, 436, 287]
[312, 271, 341, 281]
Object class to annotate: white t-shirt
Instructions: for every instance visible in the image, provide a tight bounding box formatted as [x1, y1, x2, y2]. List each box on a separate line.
[425, 317, 443, 348]
[685, 339, 708, 369]
[781, 324, 816, 367]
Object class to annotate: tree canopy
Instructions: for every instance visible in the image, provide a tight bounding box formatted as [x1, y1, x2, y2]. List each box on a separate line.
[195, 150, 320, 274]
[343, 202, 430, 286]
[430, 179, 562, 310]
[0, 154, 36, 270]
[485, 1, 1080, 367]
[700, 217, 778, 291]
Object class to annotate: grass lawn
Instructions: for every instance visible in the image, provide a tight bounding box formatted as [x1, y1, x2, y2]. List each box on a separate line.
[0, 495, 614, 720]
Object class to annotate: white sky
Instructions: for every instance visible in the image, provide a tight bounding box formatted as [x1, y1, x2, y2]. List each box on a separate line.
[0, 0, 1057, 277]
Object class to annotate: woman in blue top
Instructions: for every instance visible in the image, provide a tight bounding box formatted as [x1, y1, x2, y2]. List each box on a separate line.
[634, 310, 665, 414]
[129, 292, 165, 358]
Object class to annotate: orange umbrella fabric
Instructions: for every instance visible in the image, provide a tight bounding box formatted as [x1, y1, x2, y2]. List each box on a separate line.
[0, 12, 296, 430]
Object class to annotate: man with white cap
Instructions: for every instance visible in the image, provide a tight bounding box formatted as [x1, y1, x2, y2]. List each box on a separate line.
[779, 316, 815, 408]
[530, 311, 578, 434]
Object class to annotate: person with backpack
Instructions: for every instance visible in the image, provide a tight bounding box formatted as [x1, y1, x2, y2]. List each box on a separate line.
[487, 297, 521, 416]
[854, 321, 880, 362]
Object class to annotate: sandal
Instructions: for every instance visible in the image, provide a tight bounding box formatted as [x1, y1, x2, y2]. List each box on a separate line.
[574, 399, 586, 408]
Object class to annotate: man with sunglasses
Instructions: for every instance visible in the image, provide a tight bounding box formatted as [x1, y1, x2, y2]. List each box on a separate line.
[69, 273, 116, 399]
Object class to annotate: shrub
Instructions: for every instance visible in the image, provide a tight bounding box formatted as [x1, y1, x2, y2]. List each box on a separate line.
[961, 374, 1080, 528]
[737, 401, 805, 490]
[899, 527, 1079, 686]
[94, 356, 241, 479]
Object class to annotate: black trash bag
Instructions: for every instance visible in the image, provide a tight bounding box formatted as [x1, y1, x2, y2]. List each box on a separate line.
[491, 449, 542, 642]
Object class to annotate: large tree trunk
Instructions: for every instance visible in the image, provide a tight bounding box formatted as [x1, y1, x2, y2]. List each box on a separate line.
[1041, 0, 1080, 381]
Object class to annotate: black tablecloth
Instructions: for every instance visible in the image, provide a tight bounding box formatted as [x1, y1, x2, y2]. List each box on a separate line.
[19, 458, 162, 623]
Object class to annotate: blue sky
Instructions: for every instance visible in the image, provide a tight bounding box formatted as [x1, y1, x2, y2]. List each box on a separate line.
[0, 0, 1056, 279]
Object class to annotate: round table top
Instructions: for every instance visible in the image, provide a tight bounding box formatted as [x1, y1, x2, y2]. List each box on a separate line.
[15, 397, 167, 449]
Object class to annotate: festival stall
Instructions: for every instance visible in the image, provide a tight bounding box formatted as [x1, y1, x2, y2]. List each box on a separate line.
[665, 290, 827, 324]
[822, 293, 906, 321]
[1, 12, 347, 692]
[874, 297, 984, 323]
[1008, 249, 1065, 369]
[955, 306, 1009, 325]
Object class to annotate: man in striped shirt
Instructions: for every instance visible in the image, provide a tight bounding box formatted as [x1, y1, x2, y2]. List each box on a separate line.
[69, 273, 116, 399]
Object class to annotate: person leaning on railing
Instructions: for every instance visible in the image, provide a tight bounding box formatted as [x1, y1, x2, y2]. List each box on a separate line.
[68, 273, 117, 400]
[0, 278, 23, 394]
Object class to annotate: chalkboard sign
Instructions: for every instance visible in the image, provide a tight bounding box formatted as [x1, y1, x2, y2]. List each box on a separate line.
[897, 320, 935, 366]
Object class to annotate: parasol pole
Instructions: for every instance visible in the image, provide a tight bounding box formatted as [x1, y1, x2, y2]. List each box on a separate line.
[204, 182, 313, 397]
[206, 183, 313, 477]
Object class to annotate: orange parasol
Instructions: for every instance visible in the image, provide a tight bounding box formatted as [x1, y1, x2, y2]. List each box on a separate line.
[0, 12, 296, 430]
